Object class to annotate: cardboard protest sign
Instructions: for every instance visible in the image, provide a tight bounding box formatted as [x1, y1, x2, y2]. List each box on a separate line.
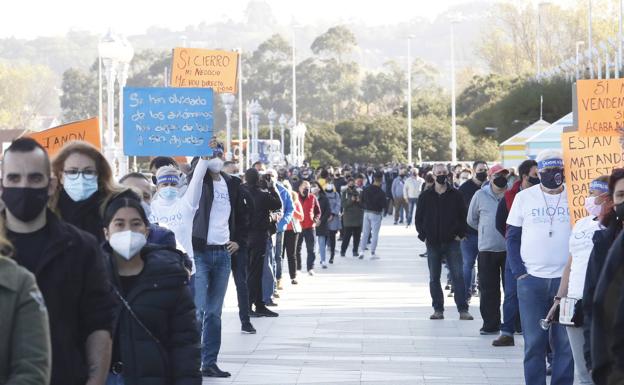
[577, 79, 624, 137]
[562, 129, 623, 225]
[170, 48, 239, 93]
[123, 87, 214, 156]
[29, 117, 101, 157]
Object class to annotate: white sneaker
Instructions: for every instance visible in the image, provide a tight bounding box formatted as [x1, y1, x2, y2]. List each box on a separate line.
[370, 253, 380, 260]
[308, 269, 315, 276]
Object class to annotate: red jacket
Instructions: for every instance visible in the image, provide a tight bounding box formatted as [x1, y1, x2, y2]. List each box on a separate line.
[504, 180, 522, 211]
[299, 193, 321, 230]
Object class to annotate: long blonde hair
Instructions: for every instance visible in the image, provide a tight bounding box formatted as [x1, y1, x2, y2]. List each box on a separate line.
[49, 141, 123, 213]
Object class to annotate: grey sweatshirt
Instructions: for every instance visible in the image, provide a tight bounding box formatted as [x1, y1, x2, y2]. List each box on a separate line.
[467, 182, 506, 252]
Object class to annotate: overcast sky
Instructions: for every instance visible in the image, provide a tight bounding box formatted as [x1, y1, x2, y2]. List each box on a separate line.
[1, 0, 578, 39]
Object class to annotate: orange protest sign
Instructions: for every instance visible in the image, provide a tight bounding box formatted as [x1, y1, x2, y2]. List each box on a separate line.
[562, 130, 623, 225]
[170, 48, 239, 93]
[577, 78, 624, 136]
[29, 117, 101, 157]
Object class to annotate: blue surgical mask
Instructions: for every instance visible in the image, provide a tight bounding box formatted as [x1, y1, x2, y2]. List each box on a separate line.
[63, 175, 98, 202]
[158, 186, 179, 201]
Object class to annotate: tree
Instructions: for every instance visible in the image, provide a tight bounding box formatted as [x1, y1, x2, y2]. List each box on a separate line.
[59, 67, 97, 123]
[310, 25, 358, 63]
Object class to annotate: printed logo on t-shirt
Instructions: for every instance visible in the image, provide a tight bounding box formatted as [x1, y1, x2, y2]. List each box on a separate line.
[530, 206, 570, 224]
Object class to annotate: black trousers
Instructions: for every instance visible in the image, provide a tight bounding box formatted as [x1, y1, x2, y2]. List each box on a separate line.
[477, 251, 507, 331]
[296, 228, 316, 271]
[327, 230, 337, 258]
[283, 230, 299, 279]
[231, 245, 250, 323]
[341, 226, 361, 256]
[248, 232, 269, 308]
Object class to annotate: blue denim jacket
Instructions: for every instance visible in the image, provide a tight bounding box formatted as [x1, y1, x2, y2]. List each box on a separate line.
[276, 183, 294, 233]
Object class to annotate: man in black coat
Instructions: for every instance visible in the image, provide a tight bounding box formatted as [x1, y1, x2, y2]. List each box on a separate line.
[2, 138, 116, 385]
[415, 163, 473, 321]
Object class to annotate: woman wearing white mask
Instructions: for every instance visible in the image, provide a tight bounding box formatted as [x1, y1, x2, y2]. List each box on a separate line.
[102, 195, 201, 385]
[50, 141, 123, 242]
[149, 156, 211, 271]
[545, 175, 610, 385]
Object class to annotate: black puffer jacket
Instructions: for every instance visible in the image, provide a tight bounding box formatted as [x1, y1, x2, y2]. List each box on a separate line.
[105, 244, 201, 385]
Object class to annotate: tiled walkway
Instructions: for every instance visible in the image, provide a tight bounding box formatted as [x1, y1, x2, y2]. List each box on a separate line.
[205, 217, 525, 384]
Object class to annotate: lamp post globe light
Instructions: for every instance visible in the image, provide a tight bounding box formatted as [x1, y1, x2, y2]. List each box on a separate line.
[278, 114, 287, 162]
[98, 30, 124, 175]
[221, 93, 236, 160]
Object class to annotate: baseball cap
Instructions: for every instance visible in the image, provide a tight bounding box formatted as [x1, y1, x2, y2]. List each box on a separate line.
[488, 164, 509, 176]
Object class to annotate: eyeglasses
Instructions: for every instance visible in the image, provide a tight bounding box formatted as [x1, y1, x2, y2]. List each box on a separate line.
[63, 169, 98, 180]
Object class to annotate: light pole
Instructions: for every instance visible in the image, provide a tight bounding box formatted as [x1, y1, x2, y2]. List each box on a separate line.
[291, 23, 300, 129]
[407, 35, 414, 165]
[267, 109, 277, 164]
[620, 0, 623, 75]
[288, 117, 295, 165]
[249, 100, 262, 163]
[589, 0, 594, 78]
[450, 19, 459, 164]
[601, 42, 610, 79]
[221, 93, 236, 160]
[279, 114, 287, 162]
[237, 48, 244, 172]
[98, 30, 122, 173]
[116, 36, 133, 176]
[245, 100, 251, 169]
[576, 41, 585, 80]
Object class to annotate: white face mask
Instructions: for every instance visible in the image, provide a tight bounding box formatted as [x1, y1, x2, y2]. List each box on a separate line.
[584, 196, 602, 217]
[207, 157, 224, 173]
[109, 230, 147, 260]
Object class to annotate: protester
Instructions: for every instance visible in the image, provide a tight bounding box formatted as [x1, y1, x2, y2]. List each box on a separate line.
[324, 182, 341, 263]
[506, 149, 574, 385]
[284, 189, 304, 284]
[260, 171, 283, 308]
[102, 195, 201, 385]
[456, 169, 472, 187]
[313, 182, 332, 269]
[341, 177, 364, 257]
[50, 141, 123, 242]
[391, 170, 408, 225]
[191, 146, 248, 378]
[415, 163, 473, 321]
[492, 159, 539, 347]
[403, 169, 424, 227]
[0, 249, 50, 385]
[3, 137, 116, 385]
[244, 168, 282, 317]
[296, 180, 321, 275]
[358, 171, 387, 260]
[584, 169, 624, 384]
[545, 176, 609, 385]
[264, 169, 291, 301]
[458, 160, 489, 301]
[149, 156, 178, 176]
[466, 164, 509, 335]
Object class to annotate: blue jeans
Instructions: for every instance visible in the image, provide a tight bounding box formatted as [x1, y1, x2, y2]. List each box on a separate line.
[262, 237, 276, 303]
[274, 232, 284, 280]
[406, 198, 418, 226]
[461, 233, 479, 297]
[194, 248, 231, 367]
[318, 235, 328, 264]
[426, 240, 468, 312]
[517, 275, 574, 385]
[231, 245, 250, 324]
[105, 373, 124, 385]
[358, 211, 382, 255]
[501, 259, 520, 336]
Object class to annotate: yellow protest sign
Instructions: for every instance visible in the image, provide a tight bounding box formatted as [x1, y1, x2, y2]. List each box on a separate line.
[170, 48, 238, 93]
[29, 117, 101, 157]
[562, 130, 623, 225]
[577, 78, 624, 136]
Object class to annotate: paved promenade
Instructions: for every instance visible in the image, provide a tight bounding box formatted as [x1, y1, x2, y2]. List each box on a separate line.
[205, 217, 525, 384]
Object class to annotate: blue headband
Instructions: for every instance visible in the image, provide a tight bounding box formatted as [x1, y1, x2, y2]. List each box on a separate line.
[157, 174, 180, 185]
[537, 158, 563, 170]
[590, 180, 609, 194]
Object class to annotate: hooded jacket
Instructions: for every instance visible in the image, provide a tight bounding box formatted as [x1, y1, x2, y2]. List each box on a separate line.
[467, 182, 506, 252]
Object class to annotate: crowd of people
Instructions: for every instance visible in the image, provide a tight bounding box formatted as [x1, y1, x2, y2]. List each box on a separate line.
[2, 136, 623, 385]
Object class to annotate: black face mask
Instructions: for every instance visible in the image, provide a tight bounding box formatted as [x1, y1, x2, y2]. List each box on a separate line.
[435, 175, 448, 185]
[615, 202, 624, 222]
[540, 169, 564, 190]
[493, 176, 508, 189]
[476, 172, 488, 182]
[528, 176, 541, 186]
[2, 187, 49, 222]
[301, 188, 310, 197]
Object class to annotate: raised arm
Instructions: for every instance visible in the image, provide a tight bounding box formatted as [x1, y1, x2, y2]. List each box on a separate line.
[182, 158, 209, 210]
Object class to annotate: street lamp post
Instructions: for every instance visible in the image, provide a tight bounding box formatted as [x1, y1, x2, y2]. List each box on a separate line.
[279, 114, 287, 162]
[288, 117, 295, 165]
[98, 30, 122, 173]
[291, 24, 299, 130]
[249, 100, 262, 164]
[576, 41, 585, 80]
[620, 0, 623, 75]
[116, 36, 134, 176]
[407, 35, 413, 165]
[267, 109, 277, 165]
[589, 0, 594, 78]
[221, 93, 236, 160]
[450, 19, 459, 164]
[246, 100, 251, 169]
[237, 48, 244, 172]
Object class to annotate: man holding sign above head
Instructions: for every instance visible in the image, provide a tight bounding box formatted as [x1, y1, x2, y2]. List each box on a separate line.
[506, 149, 574, 385]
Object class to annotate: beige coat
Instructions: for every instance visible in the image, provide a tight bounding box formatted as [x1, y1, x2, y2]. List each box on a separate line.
[0, 257, 50, 385]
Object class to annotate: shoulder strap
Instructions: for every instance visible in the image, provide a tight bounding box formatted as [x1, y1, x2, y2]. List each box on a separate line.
[114, 289, 163, 346]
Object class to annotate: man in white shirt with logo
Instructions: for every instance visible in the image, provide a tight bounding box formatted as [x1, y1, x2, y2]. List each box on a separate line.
[506, 149, 574, 385]
[403, 168, 424, 227]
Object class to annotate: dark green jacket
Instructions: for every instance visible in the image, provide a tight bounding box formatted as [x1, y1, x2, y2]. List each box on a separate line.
[0, 257, 50, 385]
[341, 187, 364, 228]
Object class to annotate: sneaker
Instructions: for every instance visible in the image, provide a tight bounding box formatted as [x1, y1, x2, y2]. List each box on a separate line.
[273, 292, 280, 299]
[420, 253, 427, 258]
[322, 264, 328, 269]
[430, 311, 444, 320]
[358, 254, 364, 260]
[370, 254, 380, 260]
[249, 310, 261, 318]
[291, 279, 298, 285]
[394, 221, 398, 225]
[340, 253, 346, 257]
[459, 311, 474, 321]
[308, 269, 315, 276]
[329, 257, 334, 264]
[444, 284, 450, 290]
[479, 328, 500, 335]
[277, 279, 284, 290]
[201, 364, 231, 378]
[255, 306, 279, 317]
[265, 300, 278, 307]
[447, 291, 454, 297]
[492, 335, 515, 347]
[241, 322, 256, 334]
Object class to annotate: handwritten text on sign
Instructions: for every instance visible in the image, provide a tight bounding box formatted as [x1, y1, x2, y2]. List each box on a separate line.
[562, 131, 623, 225]
[170, 48, 238, 93]
[577, 79, 624, 136]
[123, 87, 214, 156]
[30, 117, 101, 157]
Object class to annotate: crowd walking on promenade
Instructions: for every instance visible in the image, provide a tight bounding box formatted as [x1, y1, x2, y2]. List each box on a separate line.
[2, 135, 624, 385]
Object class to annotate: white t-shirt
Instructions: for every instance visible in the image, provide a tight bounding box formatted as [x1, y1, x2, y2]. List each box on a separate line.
[150, 159, 209, 273]
[206, 177, 231, 245]
[506, 184, 571, 278]
[567, 215, 601, 299]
